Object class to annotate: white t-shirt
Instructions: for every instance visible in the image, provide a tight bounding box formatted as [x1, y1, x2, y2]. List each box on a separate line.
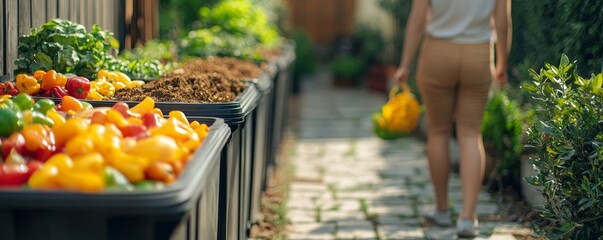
[427, 0, 496, 43]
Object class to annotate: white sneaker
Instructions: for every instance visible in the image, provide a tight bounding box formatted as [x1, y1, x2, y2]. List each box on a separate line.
[422, 209, 452, 227]
[457, 218, 478, 238]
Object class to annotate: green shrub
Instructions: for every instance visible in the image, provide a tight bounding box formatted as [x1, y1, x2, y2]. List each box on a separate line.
[292, 31, 317, 79]
[330, 57, 364, 81]
[481, 91, 523, 191]
[198, 0, 281, 48]
[179, 28, 261, 60]
[523, 54, 603, 239]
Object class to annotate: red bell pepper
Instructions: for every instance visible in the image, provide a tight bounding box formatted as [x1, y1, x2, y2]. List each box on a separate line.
[21, 124, 56, 162]
[0, 82, 19, 96]
[65, 77, 91, 99]
[119, 125, 149, 140]
[0, 161, 43, 186]
[112, 102, 139, 118]
[44, 86, 69, 98]
[141, 112, 162, 129]
[2, 133, 26, 159]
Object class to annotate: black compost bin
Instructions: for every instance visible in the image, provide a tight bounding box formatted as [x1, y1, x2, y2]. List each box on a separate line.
[247, 70, 275, 230]
[85, 83, 260, 240]
[0, 117, 230, 240]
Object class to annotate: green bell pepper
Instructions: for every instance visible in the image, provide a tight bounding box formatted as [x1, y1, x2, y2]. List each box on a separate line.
[12, 93, 33, 111]
[0, 108, 23, 138]
[30, 111, 54, 127]
[32, 99, 56, 114]
[134, 180, 164, 191]
[104, 166, 134, 191]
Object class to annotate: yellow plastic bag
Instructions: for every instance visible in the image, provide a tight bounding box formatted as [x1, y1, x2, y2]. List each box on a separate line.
[372, 84, 420, 139]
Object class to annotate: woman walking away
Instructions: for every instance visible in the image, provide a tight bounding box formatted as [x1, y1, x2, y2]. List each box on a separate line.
[392, 0, 512, 238]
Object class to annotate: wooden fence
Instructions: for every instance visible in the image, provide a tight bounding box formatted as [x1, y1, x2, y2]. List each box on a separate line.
[1, 0, 159, 76]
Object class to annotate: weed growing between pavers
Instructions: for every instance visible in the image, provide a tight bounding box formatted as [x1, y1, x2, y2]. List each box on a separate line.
[359, 199, 382, 239]
[310, 196, 323, 222]
[327, 183, 339, 201]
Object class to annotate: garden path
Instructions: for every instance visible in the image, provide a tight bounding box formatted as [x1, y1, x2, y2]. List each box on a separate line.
[284, 68, 532, 240]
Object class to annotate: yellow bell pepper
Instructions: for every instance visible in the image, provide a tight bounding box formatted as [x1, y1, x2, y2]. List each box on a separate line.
[130, 97, 155, 115]
[105, 150, 150, 183]
[52, 117, 89, 148]
[64, 135, 96, 157]
[126, 135, 183, 164]
[127, 80, 145, 89]
[106, 109, 129, 128]
[94, 80, 116, 97]
[46, 109, 66, 125]
[149, 117, 198, 144]
[72, 153, 105, 176]
[112, 81, 127, 90]
[115, 72, 132, 84]
[168, 111, 189, 125]
[57, 171, 105, 193]
[86, 89, 103, 100]
[16, 73, 40, 95]
[28, 164, 59, 189]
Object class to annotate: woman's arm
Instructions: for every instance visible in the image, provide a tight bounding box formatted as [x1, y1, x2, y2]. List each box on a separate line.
[492, 0, 512, 86]
[393, 0, 429, 85]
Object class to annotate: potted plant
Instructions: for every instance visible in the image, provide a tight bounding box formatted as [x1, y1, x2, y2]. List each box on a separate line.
[352, 24, 396, 92]
[330, 56, 364, 87]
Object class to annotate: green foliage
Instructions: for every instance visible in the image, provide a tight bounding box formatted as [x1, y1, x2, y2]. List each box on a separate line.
[198, 0, 281, 48]
[158, 0, 218, 39]
[330, 57, 364, 81]
[292, 31, 317, 78]
[510, 0, 603, 85]
[377, 0, 412, 65]
[352, 24, 386, 65]
[179, 28, 261, 61]
[523, 54, 603, 239]
[15, 19, 118, 78]
[481, 91, 524, 190]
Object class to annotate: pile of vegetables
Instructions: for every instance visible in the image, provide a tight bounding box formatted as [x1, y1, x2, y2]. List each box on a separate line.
[11, 69, 144, 101]
[0, 93, 209, 192]
[14, 19, 166, 79]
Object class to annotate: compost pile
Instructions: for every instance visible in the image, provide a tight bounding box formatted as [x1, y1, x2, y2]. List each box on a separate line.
[112, 57, 262, 103]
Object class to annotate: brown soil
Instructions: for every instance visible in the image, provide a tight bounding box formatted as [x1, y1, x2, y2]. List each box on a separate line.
[112, 57, 261, 103]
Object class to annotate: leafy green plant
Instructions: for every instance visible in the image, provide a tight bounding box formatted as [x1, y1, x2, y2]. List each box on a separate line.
[523, 54, 603, 239]
[16, 19, 167, 79]
[15, 19, 118, 78]
[330, 57, 364, 82]
[352, 24, 386, 65]
[481, 91, 523, 191]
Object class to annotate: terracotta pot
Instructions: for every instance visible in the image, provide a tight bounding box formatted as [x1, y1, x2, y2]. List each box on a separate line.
[365, 65, 397, 92]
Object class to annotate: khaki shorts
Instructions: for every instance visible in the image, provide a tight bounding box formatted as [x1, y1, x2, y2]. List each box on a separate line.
[417, 36, 492, 137]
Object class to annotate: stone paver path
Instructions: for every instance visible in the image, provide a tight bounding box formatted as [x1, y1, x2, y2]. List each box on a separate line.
[286, 70, 529, 240]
